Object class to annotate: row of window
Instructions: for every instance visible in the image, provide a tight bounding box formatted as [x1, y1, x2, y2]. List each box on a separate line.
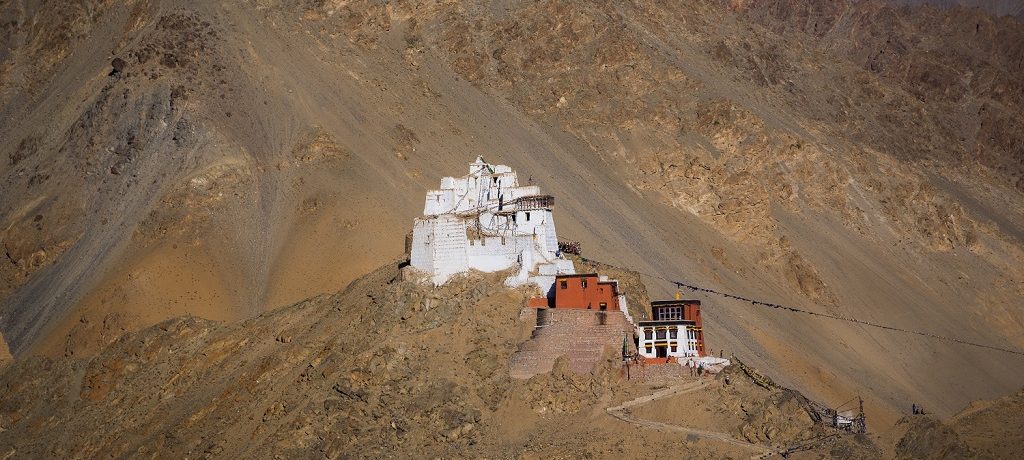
[642, 327, 698, 341]
[654, 306, 685, 321]
[644, 329, 677, 340]
[645, 345, 678, 353]
[559, 279, 588, 289]
[510, 212, 531, 223]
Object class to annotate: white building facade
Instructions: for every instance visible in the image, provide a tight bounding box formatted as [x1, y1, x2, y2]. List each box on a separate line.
[637, 321, 702, 358]
[410, 157, 575, 293]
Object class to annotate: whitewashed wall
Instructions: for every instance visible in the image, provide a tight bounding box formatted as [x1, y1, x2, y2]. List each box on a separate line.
[409, 157, 575, 292]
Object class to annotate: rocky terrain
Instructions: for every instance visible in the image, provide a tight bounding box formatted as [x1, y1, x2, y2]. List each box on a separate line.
[890, 0, 1024, 19]
[0, 263, 882, 458]
[0, 263, 1020, 458]
[892, 387, 1024, 458]
[1, 0, 1023, 456]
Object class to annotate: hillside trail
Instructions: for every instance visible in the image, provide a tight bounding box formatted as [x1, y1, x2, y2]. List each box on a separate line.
[606, 378, 778, 459]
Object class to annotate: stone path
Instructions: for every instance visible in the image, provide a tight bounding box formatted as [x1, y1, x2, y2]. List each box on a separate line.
[605, 379, 778, 459]
[509, 309, 634, 379]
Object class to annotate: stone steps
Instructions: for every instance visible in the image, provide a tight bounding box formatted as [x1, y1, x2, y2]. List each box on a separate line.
[509, 309, 636, 379]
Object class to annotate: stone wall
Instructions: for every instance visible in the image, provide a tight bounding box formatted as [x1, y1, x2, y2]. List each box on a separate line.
[509, 308, 636, 379]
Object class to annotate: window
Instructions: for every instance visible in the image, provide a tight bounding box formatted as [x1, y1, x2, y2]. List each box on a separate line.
[655, 306, 682, 320]
[560, 281, 567, 289]
[669, 328, 677, 339]
[581, 279, 588, 288]
[644, 329, 653, 340]
[645, 346, 652, 354]
[670, 345, 677, 353]
[493, 177, 498, 184]
[525, 212, 531, 221]
[656, 329, 666, 340]
[599, 302, 607, 311]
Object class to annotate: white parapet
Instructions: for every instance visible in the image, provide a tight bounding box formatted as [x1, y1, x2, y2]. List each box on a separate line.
[409, 157, 575, 292]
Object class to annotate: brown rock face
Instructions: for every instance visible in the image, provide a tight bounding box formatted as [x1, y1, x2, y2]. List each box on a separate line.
[0, 332, 11, 364]
[0, 263, 888, 458]
[895, 415, 977, 459]
[0, 0, 1022, 439]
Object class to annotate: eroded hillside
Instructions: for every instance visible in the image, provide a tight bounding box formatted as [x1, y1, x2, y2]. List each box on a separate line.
[0, 263, 884, 458]
[1, 0, 1022, 434]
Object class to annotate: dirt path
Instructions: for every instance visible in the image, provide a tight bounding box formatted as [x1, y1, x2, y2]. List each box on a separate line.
[606, 379, 777, 459]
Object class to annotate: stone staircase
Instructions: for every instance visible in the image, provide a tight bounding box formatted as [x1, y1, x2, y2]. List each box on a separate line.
[509, 308, 636, 379]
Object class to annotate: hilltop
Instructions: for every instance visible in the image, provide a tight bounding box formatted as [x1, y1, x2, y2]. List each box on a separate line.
[1, 0, 1022, 441]
[1, 263, 1019, 458]
[0, 263, 881, 458]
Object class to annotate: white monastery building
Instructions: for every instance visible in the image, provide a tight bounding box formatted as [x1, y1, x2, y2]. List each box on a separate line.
[409, 157, 576, 293]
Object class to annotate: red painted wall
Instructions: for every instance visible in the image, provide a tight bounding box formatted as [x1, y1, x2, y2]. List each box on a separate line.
[686, 303, 705, 356]
[552, 274, 620, 310]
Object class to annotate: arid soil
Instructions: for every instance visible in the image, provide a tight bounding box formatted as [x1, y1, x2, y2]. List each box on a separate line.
[1, 0, 1023, 455]
[0, 263, 880, 458]
[0, 333, 11, 364]
[1, 263, 1015, 458]
[891, 0, 1024, 20]
[892, 388, 1024, 460]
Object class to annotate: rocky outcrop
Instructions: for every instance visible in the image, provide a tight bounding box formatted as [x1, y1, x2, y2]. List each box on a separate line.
[0, 332, 11, 365]
[0, 263, 859, 458]
[894, 416, 977, 459]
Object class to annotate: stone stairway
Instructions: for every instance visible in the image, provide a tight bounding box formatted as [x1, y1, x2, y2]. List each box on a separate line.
[509, 308, 636, 379]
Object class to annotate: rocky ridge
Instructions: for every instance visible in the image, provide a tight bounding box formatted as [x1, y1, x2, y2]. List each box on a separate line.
[0, 263, 873, 458]
[0, 0, 1022, 429]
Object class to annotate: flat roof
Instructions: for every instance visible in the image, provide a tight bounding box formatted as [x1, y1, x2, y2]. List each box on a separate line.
[651, 299, 701, 306]
[555, 273, 600, 278]
[555, 273, 618, 282]
[638, 319, 697, 326]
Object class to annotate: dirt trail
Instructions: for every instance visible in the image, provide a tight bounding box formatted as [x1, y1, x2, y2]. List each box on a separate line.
[606, 379, 777, 458]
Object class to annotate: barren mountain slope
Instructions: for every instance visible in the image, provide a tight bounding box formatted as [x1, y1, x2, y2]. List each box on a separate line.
[889, 0, 1024, 19]
[892, 388, 1024, 459]
[0, 264, 885, 459]
[1, 0, 1022, 431]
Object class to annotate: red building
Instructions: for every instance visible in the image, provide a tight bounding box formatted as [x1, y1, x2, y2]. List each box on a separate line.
[530, 273, 621, 310]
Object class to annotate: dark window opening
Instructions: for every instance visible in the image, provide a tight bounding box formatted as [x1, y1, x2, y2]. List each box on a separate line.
[644, 329, 653, 340]
[581, 280, 588, 288]
[599, 302, 607, 311]
[560, 281, 567, 289]
[525, 212, 531, 221]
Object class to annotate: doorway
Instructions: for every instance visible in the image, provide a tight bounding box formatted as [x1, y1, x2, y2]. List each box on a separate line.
[656, 346, 668, 358]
